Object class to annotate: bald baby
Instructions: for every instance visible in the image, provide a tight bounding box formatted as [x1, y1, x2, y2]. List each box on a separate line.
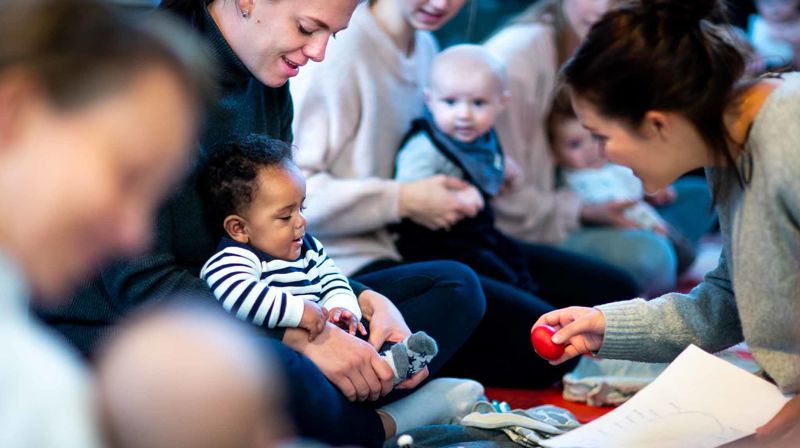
[428, 44, 508, 96]
[97, 303, 288, 448]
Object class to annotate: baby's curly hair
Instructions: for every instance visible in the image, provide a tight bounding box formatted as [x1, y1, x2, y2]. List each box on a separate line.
[198, 134, 294, 234]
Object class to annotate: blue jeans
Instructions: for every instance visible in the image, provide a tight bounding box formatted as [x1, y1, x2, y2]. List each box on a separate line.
[561, 228, 676, 296]
[560, 176, 716, 295]
[657, 176, 717, 244]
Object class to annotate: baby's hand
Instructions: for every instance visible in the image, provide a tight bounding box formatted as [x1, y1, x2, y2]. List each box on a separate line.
[327, 307, 367, 337]
[451, 185, 484, 220]
[300, 301, 327, 342]
[499, 156, 523, 196]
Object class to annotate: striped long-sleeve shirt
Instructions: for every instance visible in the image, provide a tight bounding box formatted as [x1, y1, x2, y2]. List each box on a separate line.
[200, 235, 361, 329]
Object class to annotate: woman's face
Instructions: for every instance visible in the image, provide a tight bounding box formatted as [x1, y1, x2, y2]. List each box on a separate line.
[398, 0, 467, 31]
[0, 67, 196, 302]
[220, 0, 360, 87]
[563, 0, 610, 40]
[570, 94, 690, 194]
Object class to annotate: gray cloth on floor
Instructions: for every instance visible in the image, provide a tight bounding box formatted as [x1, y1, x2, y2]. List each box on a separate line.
[384, 425, 517, 448]
[460, 402, 580, 448]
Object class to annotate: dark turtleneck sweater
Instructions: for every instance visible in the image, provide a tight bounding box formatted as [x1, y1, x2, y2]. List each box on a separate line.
[38, 11, 364, 357]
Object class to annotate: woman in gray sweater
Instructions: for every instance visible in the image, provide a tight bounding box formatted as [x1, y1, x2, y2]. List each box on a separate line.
[536, 0, 800, 444]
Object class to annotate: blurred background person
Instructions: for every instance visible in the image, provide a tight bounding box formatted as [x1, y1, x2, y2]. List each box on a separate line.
[0, 0, 212, 445]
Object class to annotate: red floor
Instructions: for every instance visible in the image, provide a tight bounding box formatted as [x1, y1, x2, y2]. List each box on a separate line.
[485, 386, 614, 424]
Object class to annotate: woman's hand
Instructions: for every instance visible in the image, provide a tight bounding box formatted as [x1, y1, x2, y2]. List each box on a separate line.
[498, 155, 523, 196]
[754, 395, 800, 446]
[399, 175, 483, 230]
[359, 289, 431, 389]
[645, 186, 677, 206]
[720, 396, 800, 447]
[283, 323, 394, 401]
[534, 306, 607, 365]
[580, 199, 639, 228]
[359, 290, 411, 349]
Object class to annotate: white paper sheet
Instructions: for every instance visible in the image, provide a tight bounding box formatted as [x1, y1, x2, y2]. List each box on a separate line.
[540, 345, 790, 448]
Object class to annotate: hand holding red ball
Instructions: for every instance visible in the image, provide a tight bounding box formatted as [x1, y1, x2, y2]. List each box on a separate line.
[530, 324, 565, 361]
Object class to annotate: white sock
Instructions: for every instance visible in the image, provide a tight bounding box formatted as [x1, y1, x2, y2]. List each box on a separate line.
[379, 378, 484, 433]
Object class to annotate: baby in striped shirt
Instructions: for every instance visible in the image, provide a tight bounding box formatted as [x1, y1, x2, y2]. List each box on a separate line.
[198, 135, 437, 384]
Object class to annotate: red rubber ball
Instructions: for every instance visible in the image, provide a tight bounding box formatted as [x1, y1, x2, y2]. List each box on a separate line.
[531, 324, 565, 361]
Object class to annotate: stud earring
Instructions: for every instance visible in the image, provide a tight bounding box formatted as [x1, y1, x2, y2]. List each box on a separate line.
[241, 9, 249, 18]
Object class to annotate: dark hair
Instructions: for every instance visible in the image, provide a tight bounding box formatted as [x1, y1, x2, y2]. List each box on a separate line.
[562, 0, 747, 200]
[0, 0, 215, 112]
[199, 134, 295, 232]
[159, 0, 214, 28]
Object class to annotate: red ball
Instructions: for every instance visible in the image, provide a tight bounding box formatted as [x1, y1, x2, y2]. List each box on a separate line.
[531, 324, 565, 361]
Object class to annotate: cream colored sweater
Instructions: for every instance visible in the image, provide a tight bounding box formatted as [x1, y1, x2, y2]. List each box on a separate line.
[484, 23, 583, 244]
[290, 4, 438, 275]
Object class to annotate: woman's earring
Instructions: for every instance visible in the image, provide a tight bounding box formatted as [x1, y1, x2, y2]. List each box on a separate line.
[241, 9, 249, 18]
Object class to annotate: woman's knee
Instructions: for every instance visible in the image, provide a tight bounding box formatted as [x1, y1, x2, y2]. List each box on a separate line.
[563, 229, 677, 296]
[622, 232, 677, 296]
[418, 260, 487, 324]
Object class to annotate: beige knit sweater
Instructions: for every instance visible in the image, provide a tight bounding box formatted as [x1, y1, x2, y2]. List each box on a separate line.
[484, 23, 583, 244]
[290, 4, 438, 275]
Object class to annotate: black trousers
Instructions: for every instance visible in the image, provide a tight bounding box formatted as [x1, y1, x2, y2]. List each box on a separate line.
[361, 241, 638, 388]
[280, 260, 485, 447]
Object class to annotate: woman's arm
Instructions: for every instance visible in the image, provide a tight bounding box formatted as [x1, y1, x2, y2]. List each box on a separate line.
[596, 249, 742, 361]
[485, 24, 584, 242]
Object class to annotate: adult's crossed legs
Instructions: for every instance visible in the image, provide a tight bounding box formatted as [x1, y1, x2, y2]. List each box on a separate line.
[517, 240, 640, 307]
[267, 339, 386, 447]
[278, 260, 486, 446]
[353, 260, 487, 380]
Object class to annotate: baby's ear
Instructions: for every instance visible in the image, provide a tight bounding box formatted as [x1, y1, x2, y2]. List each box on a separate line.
[223, 215, 249, 244]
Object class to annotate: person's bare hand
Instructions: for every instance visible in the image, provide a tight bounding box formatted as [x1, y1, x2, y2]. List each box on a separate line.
[299, 300, 327, 341]
[720, 396, 800, 448]
[645, 186, 677, 206]
[284, 323, 394, 401]
[534, 306, 606, 365]
[395, 367, 429, 390]
[755, 395, 800, 446]
[451, 185, 484, 223]
[399, 175, 484, 230]
[580, 199, 639, 228]
[327, 307, 367, 336]
[498, 156, 522, 196]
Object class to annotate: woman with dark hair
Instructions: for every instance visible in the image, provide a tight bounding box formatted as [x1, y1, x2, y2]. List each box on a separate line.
[46, 0, 487, 445]
[537, 0, 800, 444]
[0, 0, 212, 444]
[484, 0, 718, 295]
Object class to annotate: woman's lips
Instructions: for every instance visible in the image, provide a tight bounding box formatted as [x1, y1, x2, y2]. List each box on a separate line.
[281, 56, 301, 77]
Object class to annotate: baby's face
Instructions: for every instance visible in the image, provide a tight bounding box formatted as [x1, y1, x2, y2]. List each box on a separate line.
[756, 0, 800, 22]
[239, 164, 307, 261]
[552, 118, 607, 170]
[427, 70, 506, 143]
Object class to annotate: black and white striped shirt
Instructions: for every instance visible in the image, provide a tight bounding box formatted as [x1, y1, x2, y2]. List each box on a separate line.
[200, 235, 361, 329]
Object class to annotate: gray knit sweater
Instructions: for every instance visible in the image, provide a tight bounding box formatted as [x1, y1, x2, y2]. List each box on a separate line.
[597, 73, 800, 393]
